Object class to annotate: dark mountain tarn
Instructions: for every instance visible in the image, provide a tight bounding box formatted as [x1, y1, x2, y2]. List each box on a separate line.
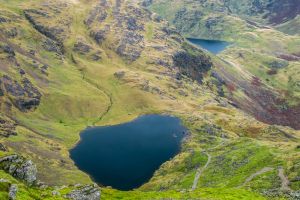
[70, 115, 187, 191]
[187, 38, 230, 54]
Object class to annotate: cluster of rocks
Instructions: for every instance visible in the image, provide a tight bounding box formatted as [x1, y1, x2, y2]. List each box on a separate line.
[116, 31, 144, 61]
[86, 0, 148, 62]
[85, 0, 109, 45]
[196, 123, 227, 138]
[173, 44, 212, 83]
[0, 154, 102, 199]
[0, 143, 7, 151]
[65, 184, 101, 200]
[0, 75, 41, 111]
[266, 59, 289, 69]
[0, 16, 9, 23]
[73, 41, 92, 55]
[23, 6, 70, 55]
[9, 184, 18, 200]
[0, 116, 17, 137]
[42, 38, 63, 55]
[0, 178, 18, 200]
[0, 44, 15, 58]
[90, 29, 108, 45]
[72, 39, 102, 61]
[84, 0, 109, 27]
[262, 189, 300, 200]
[211, 71, 225, 97]
[0, 155, 37, 185]
[113, 3, 148, 62]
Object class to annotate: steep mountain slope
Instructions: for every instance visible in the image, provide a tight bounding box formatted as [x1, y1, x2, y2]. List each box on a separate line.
[147, 0, 300, 130]
[0, 0, 299, 199]
[147, 0, 300, 39]
[0, 0, 213, 185]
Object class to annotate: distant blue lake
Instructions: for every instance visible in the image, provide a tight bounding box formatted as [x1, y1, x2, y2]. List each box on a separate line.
[70, 115, 186, 191]
[187, 38, 230, 54]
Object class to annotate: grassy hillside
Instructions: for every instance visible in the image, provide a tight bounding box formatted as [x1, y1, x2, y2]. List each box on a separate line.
[0, 0, 299, 199]
[148, 0, 300, 130]
[148, 0, 300, 40]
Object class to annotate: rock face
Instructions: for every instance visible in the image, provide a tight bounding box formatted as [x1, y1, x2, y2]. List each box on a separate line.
[0, 75, 41, 111]
[73, 41, 92, 55]
[148, 0, 300, 38]
[66, 184, 101, 200]
[173, 43, 212, 83]
[0, 143, 7, 151]
[8, 184, 18, 200]
[0, 155, 37, 185]
[86, 0, 147, 62]
[23, 2, 72, 55]
[0, 116, 17, 137]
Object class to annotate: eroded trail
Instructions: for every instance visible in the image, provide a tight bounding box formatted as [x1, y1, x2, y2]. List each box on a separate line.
[239, 167, 274, 188]
[191, 152, 211, 191]
[191, 139, 225, 191]
[278, 167, 291, 191]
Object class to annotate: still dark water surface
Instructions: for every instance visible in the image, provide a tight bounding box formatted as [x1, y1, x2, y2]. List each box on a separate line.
[187, 38, 230, 54]
[70, 115, 186, 191]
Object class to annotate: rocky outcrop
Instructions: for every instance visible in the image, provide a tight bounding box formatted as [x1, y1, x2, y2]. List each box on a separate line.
[0, 75, 41, 111]
[23, 2, 72, 55]
[116, 31, 144, 61]
[65, 184, 101, 200]
[86, 1, 147, 62]
[90, 29, 108, 45]
[173, 43, 212, 83]
[0, 116, 17, 137]
[8, 184, 18, 200]
[73, 41, 92, 55]
[0, 155, 37, 185]
[42, 38, 63, 55]
[0, 179, 18, 200]
[114, 71, 126, 79]
[24, 9, 64, 54]
[84, 0, 108, 27]
[0, 143, 7, 151]
[0, 44, 15, 57]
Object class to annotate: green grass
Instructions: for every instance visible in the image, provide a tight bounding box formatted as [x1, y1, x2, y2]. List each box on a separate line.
[101, 187, 267, 200]
[0, 0, 299, 199]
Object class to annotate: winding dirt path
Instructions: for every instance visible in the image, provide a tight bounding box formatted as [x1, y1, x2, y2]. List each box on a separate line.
[239, 167, 274, 188]
[191, 138, 226, 191]
[191, 151, 211, 191]
[278, 167, 291, 191]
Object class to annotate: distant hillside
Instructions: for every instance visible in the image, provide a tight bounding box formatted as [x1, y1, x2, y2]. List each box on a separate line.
[147, 0, 300, 39]
[0, 0, 299, 199]
[147, 0, 300, 130]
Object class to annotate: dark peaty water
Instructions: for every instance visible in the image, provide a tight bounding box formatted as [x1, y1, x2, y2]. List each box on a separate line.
[70, 115, 186, 191]
[187, 38, 230, 54]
